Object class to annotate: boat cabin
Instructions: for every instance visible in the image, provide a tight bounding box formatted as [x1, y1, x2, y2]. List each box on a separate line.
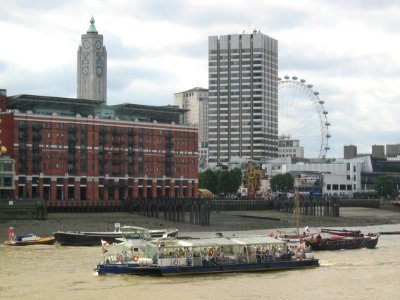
[120, 226, 152, 241]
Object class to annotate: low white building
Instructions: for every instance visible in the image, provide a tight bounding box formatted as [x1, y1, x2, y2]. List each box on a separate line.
[263, 156, 373, 197]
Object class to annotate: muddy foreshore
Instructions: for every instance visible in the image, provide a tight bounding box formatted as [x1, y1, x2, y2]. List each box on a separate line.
[1, 206, 400, 240]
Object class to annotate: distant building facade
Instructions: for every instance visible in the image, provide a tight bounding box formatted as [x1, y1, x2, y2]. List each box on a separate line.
[344, 145, 357, 159]
[0, 151, 15, 199]
[278, 138, 304, 158]
[264, 156, 367, 197]
[386, 144, 400, 158]
[371, 144, 385, 159]
[77, 17, 107, 103]
[208, 31, 279, 166]
[0, 91, 198, 204]
[263, 154, 400, 197]
[174, 87, 209, 169]
[174, 87, 209, 145]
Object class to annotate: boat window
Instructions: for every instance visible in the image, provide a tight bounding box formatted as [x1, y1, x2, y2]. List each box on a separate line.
[124, 232, 143, 239]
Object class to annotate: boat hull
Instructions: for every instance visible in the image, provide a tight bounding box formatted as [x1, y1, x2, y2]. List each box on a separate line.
[4, 237, 56, 246]
[54, 232, 122, 246]
[96, 259, 319, 276]
[306, 236, 379, 251]
[54, 228, 179, 246]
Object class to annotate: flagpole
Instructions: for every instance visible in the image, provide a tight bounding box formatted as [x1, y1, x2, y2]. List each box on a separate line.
[295, 183, 300, 235]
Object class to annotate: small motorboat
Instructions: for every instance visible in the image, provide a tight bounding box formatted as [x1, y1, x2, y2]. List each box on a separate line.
[4, 234, 56, 246]
[268, 226, 312, 243]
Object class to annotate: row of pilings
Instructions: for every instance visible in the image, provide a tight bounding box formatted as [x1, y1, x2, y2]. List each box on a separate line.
[135, 195, 340, 224]
[8, 195, 342, 222]
[38, 198, 212, 225]
[213, 196, 340, 217]
[273, 195, 340, 217]
[136, 198, 212, 226]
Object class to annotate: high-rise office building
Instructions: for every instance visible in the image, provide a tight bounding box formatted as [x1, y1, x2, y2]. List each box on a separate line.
[208, 31, 278, 166]
[77, 17, 107, 103]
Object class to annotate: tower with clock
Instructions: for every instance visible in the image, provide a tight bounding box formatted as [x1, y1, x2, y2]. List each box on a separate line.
[77, 16, 107, 103]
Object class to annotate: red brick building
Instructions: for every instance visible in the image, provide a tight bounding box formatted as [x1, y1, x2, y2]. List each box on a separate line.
[0, 89, 198, 207]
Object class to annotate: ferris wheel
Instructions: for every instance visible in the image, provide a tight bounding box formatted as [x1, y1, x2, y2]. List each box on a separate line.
[278, 75, 331, 159]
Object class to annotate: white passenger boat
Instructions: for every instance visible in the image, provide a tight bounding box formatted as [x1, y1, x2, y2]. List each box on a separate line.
[96, 234, 319, 276]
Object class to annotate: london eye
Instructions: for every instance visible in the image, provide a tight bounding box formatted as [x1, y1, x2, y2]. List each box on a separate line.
[278, 76, 331, 158]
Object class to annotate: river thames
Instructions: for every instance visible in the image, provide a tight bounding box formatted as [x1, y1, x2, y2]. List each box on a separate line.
[1, 224, 399, 300]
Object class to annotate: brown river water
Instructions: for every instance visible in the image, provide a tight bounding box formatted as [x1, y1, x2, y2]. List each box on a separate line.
[1, 224, 400, 300]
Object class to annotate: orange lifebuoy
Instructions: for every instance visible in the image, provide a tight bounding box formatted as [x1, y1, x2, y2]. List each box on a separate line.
[133, 256, 139, 262]
[173, 259, 179, 266]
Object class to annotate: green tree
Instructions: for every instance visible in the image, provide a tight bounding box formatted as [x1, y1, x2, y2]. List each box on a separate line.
[229, 168, 243, 193]
[199, 168, 243, 195]
[217, 170, 231, 194]
[270, 173, 294, 193]
[373, 175, 395, 197]
[199, 169, 218, 193]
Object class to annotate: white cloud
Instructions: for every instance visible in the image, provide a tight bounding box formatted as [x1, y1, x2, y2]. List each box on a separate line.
[1, 0, 399, 158]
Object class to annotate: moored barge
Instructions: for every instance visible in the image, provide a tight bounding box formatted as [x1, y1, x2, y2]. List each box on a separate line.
[54, 224, 178, 246]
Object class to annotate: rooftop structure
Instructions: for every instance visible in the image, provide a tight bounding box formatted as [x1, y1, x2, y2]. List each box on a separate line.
[6, 94, 186, 124]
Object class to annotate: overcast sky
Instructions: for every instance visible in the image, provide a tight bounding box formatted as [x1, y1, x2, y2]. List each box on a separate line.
[1, 0, 399, 158]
